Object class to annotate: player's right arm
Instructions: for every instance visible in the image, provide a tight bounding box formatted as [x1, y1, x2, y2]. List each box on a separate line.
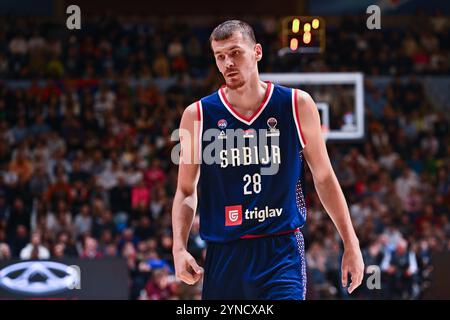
[172, 102, 204, 285]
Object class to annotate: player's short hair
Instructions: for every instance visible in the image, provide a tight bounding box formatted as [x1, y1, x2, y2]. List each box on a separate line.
[209, 20, 257, 46]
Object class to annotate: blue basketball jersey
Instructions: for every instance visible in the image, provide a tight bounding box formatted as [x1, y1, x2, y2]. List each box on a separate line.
[196, 82, 307, 242]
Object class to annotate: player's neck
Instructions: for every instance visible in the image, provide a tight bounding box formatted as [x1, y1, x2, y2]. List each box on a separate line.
[223, 78, 267, 114]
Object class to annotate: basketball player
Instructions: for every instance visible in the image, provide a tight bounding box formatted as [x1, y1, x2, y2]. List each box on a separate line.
[172, 20, 364, 299]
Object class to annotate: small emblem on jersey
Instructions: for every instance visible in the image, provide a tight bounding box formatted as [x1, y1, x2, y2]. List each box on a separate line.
[267, 117, 277, 128]
[243, 128, 255, 138]
[266, 117, 280, 137]
[225, 205, 243, 226]
[217, 119, 227, 130]
[218, 130, 227, 139]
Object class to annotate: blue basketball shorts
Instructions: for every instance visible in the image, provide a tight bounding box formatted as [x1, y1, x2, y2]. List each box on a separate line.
[202, 229, 307, 300]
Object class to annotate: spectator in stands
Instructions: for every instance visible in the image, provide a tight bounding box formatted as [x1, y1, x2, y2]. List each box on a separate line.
[80, 236, 103, 259]
[20, 231, 50, 260]
[0, 227, 11, 260]
[381, 238, 419, 299]
[0, 192, 9, 226]
[74, 204, 93, 239]
[6, 198, 31, 239]
[143, 268, 177, 300]
[45, 166, 73, 211]
[55, 230, 79, 257]
[9, 148, 33, 183]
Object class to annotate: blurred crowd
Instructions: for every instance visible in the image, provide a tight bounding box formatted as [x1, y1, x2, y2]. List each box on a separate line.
[0, 15, 448, 300]
[0, 13, 448, 79]
[305, 90, 449, 299]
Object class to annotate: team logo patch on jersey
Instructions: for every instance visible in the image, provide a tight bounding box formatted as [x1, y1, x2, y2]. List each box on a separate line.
[266, 117, 280, 137]
[217, 119, 227, 130]
[267, 117, 277, 128]
[225, 205, 243, 226]
[243, 128, 255, 138]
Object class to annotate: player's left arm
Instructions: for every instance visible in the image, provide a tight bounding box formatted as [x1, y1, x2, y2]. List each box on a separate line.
[296, 89, 365, 294]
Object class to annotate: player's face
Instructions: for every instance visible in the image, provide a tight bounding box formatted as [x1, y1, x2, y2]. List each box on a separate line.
[212, 32, 262, 90]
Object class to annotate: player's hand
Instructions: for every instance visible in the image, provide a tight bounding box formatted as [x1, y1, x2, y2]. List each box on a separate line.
[173, 249, 204, 285]
[341, 245, 365, 294]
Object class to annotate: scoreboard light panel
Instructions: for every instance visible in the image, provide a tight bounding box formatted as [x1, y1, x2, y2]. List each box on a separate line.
[281, 16, 326, 53]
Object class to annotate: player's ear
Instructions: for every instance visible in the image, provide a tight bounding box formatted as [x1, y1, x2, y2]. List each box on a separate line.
[255, 43, 262, 62]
